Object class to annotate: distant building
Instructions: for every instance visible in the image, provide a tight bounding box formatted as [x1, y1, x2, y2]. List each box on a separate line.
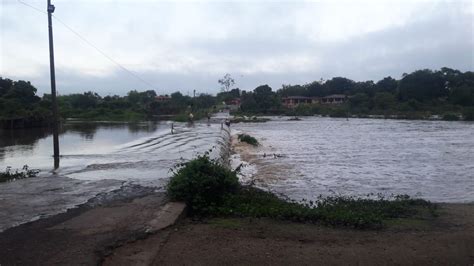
[281, 96, 315, 108]
[320, 94, 347, 104]
[155, 95, 171, 102]
[224, 98, 241, 111]
[282, 94, 347, 108]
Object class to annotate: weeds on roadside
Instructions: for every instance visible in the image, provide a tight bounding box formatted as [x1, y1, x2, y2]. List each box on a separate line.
[0, 165, 40, 183]
[167, 156, 437, 229]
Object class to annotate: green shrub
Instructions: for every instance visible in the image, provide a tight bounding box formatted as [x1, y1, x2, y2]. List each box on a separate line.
[167, 155, 437, 229]
[442, 112, 460, 121]
[237, 134, 259, 146]
[0, 165, 39, 183]
[462, 107, 474, 121]
[328, 108, 349, 118]
[216, 187, 435, 229]
[167, 155, 239, 215]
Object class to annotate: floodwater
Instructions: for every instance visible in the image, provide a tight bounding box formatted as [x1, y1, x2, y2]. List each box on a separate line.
[233, 117, 474, 203]
[1, 115, 473, 231]
[1, 120, 229, 185]
[0, 117, 230, 232]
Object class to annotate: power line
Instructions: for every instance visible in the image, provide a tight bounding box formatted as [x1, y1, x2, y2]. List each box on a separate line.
[16, 0, 156, 90]
[17, 0, 46, 14]
[51, 15, 156, 89]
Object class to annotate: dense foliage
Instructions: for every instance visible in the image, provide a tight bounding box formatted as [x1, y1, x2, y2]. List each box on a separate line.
[167, 154, 240, 215]
[57, 90, 216, 121]
[2, 67, 473, 127]
[0, 165, 40, 183]
[167, 155, 436, 229]
[0, 78, 52, 126]
[233, 68, 474, 120]
[0, 76, 217, 126]
[237, 133, 259, 146]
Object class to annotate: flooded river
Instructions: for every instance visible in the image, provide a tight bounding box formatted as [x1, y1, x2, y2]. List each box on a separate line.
[234, 117, 474, 203]
[1, 116, 473, 231]
[0, 117, 230, 231]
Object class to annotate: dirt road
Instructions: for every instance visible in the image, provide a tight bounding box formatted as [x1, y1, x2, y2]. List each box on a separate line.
[106, 203, 474, 265]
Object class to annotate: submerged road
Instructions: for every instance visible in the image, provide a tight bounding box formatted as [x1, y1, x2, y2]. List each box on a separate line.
[0, 116, 231, 233]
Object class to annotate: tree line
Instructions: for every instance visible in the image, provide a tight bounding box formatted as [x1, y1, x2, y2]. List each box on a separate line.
[1, 67, 473, 128]
[219, 68, 474, 120]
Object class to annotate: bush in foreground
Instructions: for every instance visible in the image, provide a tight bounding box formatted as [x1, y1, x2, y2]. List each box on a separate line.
[167, 156, 436, 229]
[237, 134, 259, 146]
[167, 155, 239, 215]
[0, 165, 39, 183]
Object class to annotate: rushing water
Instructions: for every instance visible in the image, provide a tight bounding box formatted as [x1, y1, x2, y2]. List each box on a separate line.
[0, 117, 230, 232]
[1, 120, 229, 185]
[234, 117, 474, 203]
[1, 116, 473, 231]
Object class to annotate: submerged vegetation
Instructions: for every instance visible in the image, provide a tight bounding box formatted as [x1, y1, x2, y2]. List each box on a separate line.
[237, 134, 259, 146]
[0, 165, 40, 183]
[167, 155, 436, 229]
[230, 116, 270, 123]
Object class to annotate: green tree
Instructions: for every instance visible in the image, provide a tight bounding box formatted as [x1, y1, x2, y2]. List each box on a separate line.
[240, 91, 258, 112]
[278, 84, 306, 97]
[323, 77, 356, 95]
[4, 80, 40, 104]
[398, 69, 447, 102]
[218, 73, 235, 92]
[450, 85, 474, 106]
[376, 76, 398, 94]
[374, 92, 397, 110]
[354, 81, 376, 97]
[0, 77, 13, 97]
[349, 93, 372, 111]
[305, 81, 325, 97]
[253, 85, 278, 112]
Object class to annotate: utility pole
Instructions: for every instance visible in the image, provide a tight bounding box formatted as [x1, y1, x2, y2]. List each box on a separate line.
[47, 0, 60, 169]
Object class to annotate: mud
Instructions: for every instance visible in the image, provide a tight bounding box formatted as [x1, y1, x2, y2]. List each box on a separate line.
[153, 203, 474, 265]
[0, 185, 173, 265]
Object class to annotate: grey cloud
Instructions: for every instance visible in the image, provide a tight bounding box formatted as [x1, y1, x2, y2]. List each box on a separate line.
[2, 0, 472, 96]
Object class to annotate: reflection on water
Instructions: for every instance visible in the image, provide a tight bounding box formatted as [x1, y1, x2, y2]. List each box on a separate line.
[0, 121, 161, 171]
[0, 117, 231, 232]
[0, 127, 52, 161]
[0, 120, 229, 184]
[234, 117, 474, 203]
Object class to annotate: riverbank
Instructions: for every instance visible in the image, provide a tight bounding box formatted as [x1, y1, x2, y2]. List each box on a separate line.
[2, 198, 471, 265]
[231, 117, 474, 203]
[140, 203, 474, 265]
[0, 184, 185, 265]
[1, 132, 473, 264]
[103, 135, 473, 265]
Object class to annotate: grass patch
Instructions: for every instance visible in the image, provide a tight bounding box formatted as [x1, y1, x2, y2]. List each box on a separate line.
[167, 156, 437, 229]
[442, 112, 460, 121]
[0, 165, 39, 183]
[217, 187, 436, 229]
[209, 218, 243, 229]
[237, 134, 259, 146]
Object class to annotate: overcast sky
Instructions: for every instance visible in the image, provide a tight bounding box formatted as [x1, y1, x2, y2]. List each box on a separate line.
[1, 0, 473, 96]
